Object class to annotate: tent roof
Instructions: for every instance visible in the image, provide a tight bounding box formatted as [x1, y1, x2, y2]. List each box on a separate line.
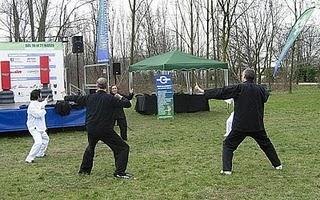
[129, 50, 228, 72]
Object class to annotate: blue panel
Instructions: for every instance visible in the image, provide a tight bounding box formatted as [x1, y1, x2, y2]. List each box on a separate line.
[0, 106, 86, 133]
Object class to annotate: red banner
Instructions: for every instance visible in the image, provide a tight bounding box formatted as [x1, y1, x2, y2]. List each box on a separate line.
[1, 61, 11, 90]
[40, 56, 50, 84]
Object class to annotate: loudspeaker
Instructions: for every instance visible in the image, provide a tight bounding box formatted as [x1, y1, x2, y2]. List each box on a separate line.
[113, 63, 121, 75]
[84, 88, 97, 94]
[72, 36, 84, 53]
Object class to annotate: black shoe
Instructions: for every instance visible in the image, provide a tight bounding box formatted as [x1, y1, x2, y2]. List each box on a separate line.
[36, 154, 47, 158]
[113, 172, 133, 179]
[79, 171, 90, 175]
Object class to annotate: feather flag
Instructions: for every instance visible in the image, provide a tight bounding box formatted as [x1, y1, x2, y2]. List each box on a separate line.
[96, 0, 109, 63]
[273, 7, 315, 78]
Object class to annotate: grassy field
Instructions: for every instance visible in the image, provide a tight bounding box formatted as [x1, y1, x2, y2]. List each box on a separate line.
[0, 86, 319, 200]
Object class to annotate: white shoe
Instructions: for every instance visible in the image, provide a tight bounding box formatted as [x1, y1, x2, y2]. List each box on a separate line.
[275, 165, 283, 170]
[220, 170, 232, 175]
[114, 173, 133, 179]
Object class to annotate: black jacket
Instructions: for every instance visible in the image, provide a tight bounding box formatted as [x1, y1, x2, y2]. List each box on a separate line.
[111, 92, 134, 119]
[204, 80, 269, 132]
[64, 90, 131, 129]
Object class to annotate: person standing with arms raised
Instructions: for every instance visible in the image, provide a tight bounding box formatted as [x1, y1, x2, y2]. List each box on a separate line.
[25, 89, 50, 163]
[110, 85, 134, 141]
[195, 68, 282, 175]
[64, 78, 132, 179]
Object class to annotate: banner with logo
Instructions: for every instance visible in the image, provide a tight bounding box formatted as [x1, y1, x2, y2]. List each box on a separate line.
[96, 0, 109, 63]
[154, 73, 174, 119]
[273, 7, 315, 78]
[0, 42, 65, 102]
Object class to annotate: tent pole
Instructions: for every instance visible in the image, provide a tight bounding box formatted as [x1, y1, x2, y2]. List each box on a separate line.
[107, 63, 110, 93]
[224, 69, 229, 86]
[186, 71, 191, 94]
[129, 72, 133, 90]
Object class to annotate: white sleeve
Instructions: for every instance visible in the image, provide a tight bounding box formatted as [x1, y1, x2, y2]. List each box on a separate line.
[28, 104, 46, 118]
[39, 99, 48, 109]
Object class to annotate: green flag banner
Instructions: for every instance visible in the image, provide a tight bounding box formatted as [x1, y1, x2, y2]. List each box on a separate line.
[273, 7, 315, 77]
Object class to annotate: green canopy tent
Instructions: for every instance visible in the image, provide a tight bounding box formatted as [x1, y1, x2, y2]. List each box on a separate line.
[128, 50, 229, 116]
[128, 50, 229, 91]
[129, 50, 228, 72]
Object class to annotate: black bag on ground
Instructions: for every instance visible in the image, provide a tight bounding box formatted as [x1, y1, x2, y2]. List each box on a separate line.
[55, 101, 71, 116]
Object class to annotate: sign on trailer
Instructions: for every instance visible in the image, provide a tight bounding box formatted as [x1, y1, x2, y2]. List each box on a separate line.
[0, 42, 65, 102]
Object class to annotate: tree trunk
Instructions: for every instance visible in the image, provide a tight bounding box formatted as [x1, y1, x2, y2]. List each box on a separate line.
[129, 0, 136, 65]
[175, 1, 179, 49]
[27, 0, 35, 41]
[38, 0, 49, 42]
[289, 45, 295, 94]
[211, 0, 216, 60]
[190, 0, 194, 55]
[12, 0, 21, 42]
[206, 0, 210, 88]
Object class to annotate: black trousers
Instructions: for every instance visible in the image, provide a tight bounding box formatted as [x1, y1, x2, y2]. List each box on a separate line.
[114, 118, 128, 140]
[79, 127, 129, 175]
[222, 129, 281, 171]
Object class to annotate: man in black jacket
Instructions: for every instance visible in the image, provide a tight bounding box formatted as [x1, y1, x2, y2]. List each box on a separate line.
[64, 78, 132, 179]
[110, 85, 134, 141]
[195, 68, 282, 175]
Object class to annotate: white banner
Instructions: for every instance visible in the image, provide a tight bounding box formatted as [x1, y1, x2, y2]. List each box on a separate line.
[0, 42, 65, 102]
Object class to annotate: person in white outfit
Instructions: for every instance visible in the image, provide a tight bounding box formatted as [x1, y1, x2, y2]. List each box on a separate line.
[25, 89, 50, 163]
[224, 99, 234, 137]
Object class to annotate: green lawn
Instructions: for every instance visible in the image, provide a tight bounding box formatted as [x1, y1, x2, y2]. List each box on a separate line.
[0, 86, 319, 200]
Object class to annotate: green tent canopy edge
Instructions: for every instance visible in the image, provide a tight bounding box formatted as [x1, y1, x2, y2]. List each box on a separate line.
[129, 50, 228, 72]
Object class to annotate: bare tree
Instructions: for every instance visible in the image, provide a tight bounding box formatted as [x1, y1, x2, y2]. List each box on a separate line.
[12, 0, 23, 41]
[217, 0, 254, 62]
[27, 0, 35, 41]
[36, 0, 49, 41]
[129, 0, 138, 64]
[128, 0, 153, 64]
[175, 0, 197, 54]
[0, 0, 14, 41]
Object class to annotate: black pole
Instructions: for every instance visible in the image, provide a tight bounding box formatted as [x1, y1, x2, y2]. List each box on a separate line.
[107, 64, 110, 93]
[76, 52, 80, 94]
[114, 74, 117, 85]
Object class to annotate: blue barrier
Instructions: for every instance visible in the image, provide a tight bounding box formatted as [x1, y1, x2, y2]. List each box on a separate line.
[0, 106, 86, 133]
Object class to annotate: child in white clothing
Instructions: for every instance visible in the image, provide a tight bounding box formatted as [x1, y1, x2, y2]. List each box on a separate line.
[25, 89, 49, 163]
[225, 112, 234, 137]
[224, 99, 234, 137]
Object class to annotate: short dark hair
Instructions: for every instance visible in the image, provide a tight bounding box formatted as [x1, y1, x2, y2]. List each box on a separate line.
[30, 89, 41, 100]
[243, 68, 255, 81]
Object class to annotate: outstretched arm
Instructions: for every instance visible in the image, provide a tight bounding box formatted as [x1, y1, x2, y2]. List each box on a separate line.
[194, 83, 240, 100]
[113, 94, 132, 108]
[122, 88, 134, 100]
[204, 85, 240, 100]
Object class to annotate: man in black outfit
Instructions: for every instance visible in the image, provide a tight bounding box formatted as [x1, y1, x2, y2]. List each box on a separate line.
[64, 78, 132, 179]
[195, 68, 282, 175]
[110, 85, 134, 141]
